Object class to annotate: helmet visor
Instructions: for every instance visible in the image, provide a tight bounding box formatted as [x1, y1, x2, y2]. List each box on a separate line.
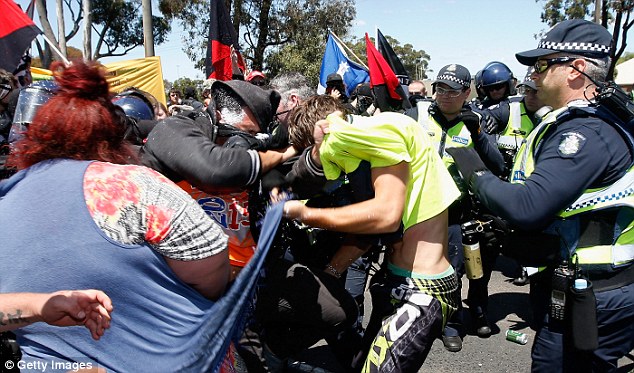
[13, 86, 54, 126]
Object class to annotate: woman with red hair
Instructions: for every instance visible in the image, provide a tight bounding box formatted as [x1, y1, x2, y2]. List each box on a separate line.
[0, 60, 230, 371]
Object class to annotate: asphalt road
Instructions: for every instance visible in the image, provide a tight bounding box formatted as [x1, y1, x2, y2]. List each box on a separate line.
[296, 255, 634, 373]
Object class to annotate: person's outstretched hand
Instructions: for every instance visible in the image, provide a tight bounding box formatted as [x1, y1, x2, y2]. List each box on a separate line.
[42, 290, 113, 340]
[329, 88, 342, 100]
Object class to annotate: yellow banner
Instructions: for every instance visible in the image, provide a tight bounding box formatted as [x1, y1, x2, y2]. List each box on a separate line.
[29, 57, 167, 107]
[104, 56, 166, 107]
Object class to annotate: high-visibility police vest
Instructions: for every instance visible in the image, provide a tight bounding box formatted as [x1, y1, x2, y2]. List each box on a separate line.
[496, 100, 535, 152]
[511, 106, 634, 267]
[416, 101, 473, 165]
[416, 100, 474, 195]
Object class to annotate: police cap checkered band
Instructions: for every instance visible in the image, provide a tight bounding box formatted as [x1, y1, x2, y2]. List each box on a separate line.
[516, 19, 612, 66]
[433, 64, 471, 90]
[536, 40, 611, 54]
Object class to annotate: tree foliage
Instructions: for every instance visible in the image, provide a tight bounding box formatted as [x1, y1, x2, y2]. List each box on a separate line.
[34, 0, 171, 68]
[537, 0, 634, 79]
[91, 0, 171, 59]
[347, 35, 431, 80]
[171, 77, 204, 97]
[161, 0, 355, 85]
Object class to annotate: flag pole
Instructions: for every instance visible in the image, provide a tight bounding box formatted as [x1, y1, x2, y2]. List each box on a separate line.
[375, 26, 378, 49]
[329, 30, 369, 70]
[40, 33, 71, 65]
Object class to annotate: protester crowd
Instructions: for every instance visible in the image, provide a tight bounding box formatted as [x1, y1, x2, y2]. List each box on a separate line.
[1, 18, 634, 373]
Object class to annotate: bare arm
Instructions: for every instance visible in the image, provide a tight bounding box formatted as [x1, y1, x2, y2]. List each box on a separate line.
[258, 146, 298, 174]
[0, 290, 113, 340]
[283, 162, 408, 234]
[164, 250, 231, 301]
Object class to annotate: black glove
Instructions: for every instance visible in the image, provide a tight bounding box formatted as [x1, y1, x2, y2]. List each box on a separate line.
[446, 147, 489, 189]
[458, 107, 481, 137]
[480, 214, 509, 251]
[483, 114, 499, 134]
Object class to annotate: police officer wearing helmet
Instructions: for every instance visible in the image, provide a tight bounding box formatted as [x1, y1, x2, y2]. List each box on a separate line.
[448, 19, 634, 372]
[479, 61, 516, 109]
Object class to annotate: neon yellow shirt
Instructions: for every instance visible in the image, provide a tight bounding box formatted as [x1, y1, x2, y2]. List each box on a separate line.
[320, 112, 460, 230]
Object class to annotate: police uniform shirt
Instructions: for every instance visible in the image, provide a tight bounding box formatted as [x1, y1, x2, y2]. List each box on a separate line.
[482, 98, 512, 133]
[473, 112, 632, 231]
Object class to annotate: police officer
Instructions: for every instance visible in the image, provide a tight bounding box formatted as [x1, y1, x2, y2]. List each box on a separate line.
[449, 19, 634, 372]
[479, 61, 516, 109]
[483, 71, 541, 169]
[405, 64, 505, 352]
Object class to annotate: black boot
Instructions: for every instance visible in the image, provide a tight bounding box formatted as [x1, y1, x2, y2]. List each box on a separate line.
[471, 309, 491, 337]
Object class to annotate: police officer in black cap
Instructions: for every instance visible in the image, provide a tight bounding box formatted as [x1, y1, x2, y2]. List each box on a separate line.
[405, 64, 506, 352]
[449, 19, 634, 372]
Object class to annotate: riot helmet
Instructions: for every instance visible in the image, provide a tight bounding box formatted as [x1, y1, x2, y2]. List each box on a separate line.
[474, 70, 486, 100]
[12, 80, 57, 127]
[481, 61, 514, 91]
[112, 88, 157, 121]
[10, 80, 58, 143]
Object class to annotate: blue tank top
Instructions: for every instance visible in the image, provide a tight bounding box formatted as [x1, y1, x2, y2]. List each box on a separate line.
[0, 159, 218, 372]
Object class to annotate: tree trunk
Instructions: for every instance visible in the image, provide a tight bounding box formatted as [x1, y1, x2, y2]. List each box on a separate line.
[252, 0, 272, 70]
[56, 0, 67, 58]
[35, 0, 59, 67]
[83, 0, 92, 60]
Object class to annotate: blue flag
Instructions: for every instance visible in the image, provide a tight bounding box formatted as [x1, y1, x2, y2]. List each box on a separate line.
[318, 34, 369, 97]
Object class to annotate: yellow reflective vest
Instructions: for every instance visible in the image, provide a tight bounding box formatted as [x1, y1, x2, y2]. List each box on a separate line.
[511, 106, 634, 267]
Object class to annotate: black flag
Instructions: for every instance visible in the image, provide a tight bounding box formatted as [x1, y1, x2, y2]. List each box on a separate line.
[376, 29, 411, 86]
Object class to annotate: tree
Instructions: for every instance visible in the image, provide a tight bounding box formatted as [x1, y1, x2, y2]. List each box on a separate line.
[31, 46, 83, 68]
[159, 0, 208, 70]
[161, 0, 356, 84]
[537, 0, 634, 79]
[618, 50, 634, 63]
[34, 0, 171, 68]
[172, 77, 204, 97]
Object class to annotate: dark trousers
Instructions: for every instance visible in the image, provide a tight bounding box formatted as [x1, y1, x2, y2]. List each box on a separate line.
[530, 271, 634, 372]
[238, 259, 359, 371]
[444, 225, 464, 335]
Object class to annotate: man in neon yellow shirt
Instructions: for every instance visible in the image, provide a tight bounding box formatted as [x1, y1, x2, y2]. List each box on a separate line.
[284, 105, 461, 372]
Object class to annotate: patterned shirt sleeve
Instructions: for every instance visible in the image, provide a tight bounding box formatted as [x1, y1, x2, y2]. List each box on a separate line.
[84, 162, 228, 261]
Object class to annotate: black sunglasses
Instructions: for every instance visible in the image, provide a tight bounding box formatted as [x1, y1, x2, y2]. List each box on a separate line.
[533, 57, 577, 74]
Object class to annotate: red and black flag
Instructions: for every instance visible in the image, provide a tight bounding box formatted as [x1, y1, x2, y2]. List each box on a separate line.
[377, 29, 411, 86]
[0, 0, 41, 72]
[365, 33, 410, 112]
[205, 0, 245, 80]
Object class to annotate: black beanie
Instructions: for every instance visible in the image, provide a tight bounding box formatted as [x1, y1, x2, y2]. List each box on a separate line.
[212, 80, 281, 132]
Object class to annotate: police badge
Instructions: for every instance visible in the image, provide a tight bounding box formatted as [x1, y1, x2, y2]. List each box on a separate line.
[558, 132, 587, 157]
